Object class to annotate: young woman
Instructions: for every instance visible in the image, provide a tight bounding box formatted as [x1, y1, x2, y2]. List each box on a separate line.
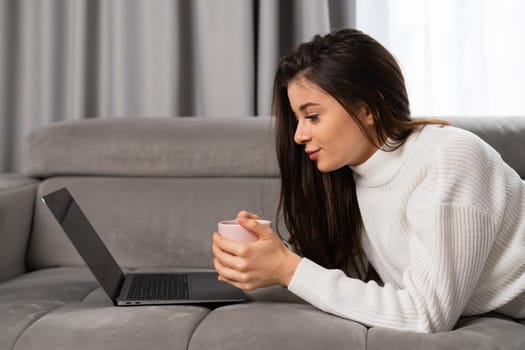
[212, 28, 525, 333]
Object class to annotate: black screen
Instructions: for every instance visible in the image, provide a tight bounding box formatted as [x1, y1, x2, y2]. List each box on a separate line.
[42, 188, 124, 304]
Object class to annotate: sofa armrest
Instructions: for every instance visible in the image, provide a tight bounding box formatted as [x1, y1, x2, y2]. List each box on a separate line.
[0, 175, 39, 283]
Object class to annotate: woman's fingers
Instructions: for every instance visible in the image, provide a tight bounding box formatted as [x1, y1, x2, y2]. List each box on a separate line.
[236, 218, 274, 240]
[213, 245, 246, 272]
[213, 232, 250, 257]
[214, 259, 257, 291]
[214, 258, 247, 283]
[212, 234, 259, 290]
[236, 210, 260, 220]
[212, 233, 252, 271]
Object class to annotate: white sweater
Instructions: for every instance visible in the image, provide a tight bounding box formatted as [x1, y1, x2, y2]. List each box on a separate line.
[287, 125, 525, 333]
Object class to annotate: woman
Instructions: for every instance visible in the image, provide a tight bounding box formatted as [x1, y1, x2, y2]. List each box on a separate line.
[212, 28, 525, 333]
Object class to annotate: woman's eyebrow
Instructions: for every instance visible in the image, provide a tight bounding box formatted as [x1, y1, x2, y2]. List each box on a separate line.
[299, 102, 320, 112]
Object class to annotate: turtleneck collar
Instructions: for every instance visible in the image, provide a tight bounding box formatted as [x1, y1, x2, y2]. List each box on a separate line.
[349, 129, 420, 188]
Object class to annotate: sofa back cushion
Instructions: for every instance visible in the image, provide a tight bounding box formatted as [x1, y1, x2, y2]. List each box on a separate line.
[28, 176, 283, 270]
[23, 117, 279, 177]
[24, 117, 284, 270]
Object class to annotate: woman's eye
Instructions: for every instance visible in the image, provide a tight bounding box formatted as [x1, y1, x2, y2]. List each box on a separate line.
[305, 114, 319, 121]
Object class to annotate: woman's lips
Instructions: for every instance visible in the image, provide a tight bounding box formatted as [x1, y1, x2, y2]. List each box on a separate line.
[306, 149, 320, 160]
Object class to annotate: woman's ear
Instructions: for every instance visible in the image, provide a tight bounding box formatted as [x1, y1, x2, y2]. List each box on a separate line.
[357, 102, 374, 127]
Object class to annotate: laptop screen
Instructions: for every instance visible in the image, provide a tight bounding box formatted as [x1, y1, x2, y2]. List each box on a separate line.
[42, 188, 125, 303]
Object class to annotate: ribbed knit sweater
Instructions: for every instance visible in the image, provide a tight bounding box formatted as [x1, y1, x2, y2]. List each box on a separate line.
[287, 125, 525, 333]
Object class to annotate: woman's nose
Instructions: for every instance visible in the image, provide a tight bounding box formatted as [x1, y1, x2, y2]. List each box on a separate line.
[294, 121, 310, 144]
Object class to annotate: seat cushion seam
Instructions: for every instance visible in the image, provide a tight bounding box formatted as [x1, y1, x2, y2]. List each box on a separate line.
[11, 302, 65, 350]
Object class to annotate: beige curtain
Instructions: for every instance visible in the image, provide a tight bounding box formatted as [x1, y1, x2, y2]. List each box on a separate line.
[0, 0, 355, 172]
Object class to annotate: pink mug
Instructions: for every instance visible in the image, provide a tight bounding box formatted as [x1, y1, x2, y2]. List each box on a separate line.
[217, 219, 272, 242]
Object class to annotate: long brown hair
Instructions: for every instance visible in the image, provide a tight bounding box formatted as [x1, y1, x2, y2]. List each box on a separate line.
[273, 28, 447, 279]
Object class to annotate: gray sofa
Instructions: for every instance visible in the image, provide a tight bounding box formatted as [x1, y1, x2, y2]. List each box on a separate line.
[1, 116, 524, 350]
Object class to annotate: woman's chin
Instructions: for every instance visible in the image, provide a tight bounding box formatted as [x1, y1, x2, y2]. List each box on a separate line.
[316, 162, 337, 173]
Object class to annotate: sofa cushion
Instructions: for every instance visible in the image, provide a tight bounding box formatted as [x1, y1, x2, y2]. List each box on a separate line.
[14, 296, 210, 350]
[0, 267, 99, 350]
[23, 117, 279, 178]
[0, 178, 38, 282]
[367, 315, 525, 350]
[188, 302, 368, 350]
[1, 267, 211, 350]
[28, 176, 285, 270]
[0, 174, 38, 191]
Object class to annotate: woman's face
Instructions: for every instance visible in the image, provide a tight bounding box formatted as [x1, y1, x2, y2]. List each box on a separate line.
[287, 76, 378, 172]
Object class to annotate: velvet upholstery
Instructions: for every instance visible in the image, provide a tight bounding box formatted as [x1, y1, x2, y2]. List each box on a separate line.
[367, 316, 525, 350]
[27, 176, 283, 271]
[23, 117, 279, 178]
[0, 176, 38, 283]
[188, 302, 368, 350]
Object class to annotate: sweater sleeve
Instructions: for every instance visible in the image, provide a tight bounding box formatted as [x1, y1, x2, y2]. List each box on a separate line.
[287, 204, 498, 333]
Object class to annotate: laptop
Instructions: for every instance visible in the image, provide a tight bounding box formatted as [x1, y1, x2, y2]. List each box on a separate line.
[42, 187, 246, 306]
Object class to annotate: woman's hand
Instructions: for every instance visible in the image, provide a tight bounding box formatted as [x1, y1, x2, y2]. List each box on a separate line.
[235, 210, 261, 221]
[212, 211, 302, 291]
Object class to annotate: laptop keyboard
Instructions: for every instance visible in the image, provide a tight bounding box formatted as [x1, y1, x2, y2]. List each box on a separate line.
[126, 273, 189, 300]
